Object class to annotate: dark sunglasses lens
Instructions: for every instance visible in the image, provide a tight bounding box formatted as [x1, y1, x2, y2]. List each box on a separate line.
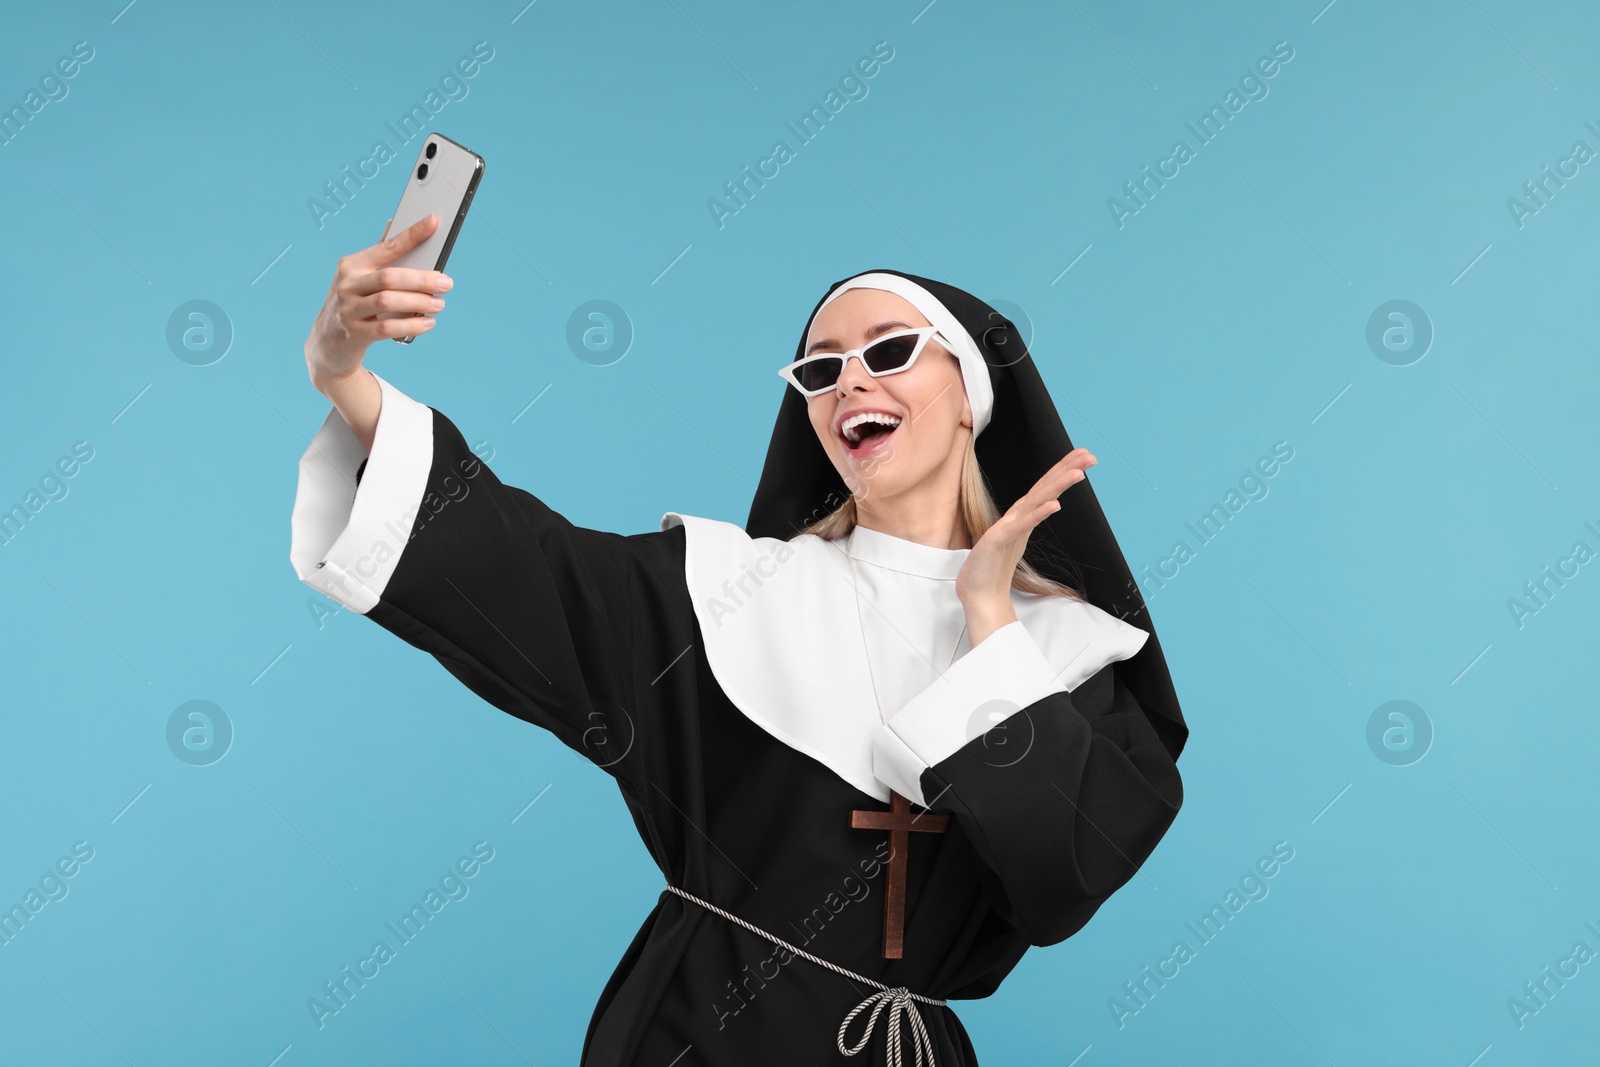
[796, 358, 843, 392]
[793, 335, 921, 393]
[864, 334, 919, 373]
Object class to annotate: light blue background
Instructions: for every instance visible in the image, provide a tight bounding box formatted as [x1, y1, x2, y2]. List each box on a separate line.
[3, 1, 1597, 1063]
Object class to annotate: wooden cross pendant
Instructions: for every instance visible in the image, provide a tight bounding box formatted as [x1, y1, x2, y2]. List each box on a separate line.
[849, 790, 950, 958]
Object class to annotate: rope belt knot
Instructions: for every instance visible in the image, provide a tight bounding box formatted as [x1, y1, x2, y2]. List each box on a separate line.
[664, 884, 946, 1067]
[837, 984, 939, 1067]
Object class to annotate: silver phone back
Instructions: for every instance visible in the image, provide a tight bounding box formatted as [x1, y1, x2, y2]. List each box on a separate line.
[383, 134, 481, 271]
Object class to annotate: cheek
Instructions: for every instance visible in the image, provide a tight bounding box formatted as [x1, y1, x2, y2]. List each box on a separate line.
[809, 401, 836, 444]
[899, 370, 958, 421]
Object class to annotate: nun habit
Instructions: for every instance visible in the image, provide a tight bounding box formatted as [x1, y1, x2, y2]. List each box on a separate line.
[288, 267, 1187, 1066]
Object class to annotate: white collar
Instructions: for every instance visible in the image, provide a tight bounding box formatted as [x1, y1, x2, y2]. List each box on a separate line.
[845, 521, 970, 580]
[659, 511, 1146, 801]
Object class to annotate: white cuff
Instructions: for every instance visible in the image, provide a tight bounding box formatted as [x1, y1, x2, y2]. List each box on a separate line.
[288, 370, 434, 614]
[871, 619, 1068, 806]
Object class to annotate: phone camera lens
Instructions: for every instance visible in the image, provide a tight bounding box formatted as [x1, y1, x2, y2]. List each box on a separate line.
[425, 142, 438, 159]
[417, 163, 429, 180]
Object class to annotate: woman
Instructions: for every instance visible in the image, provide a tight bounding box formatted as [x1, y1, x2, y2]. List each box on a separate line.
[291, 213, 1188, 1066]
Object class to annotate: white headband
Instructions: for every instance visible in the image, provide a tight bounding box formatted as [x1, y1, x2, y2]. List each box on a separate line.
[808, 272, 995, 438]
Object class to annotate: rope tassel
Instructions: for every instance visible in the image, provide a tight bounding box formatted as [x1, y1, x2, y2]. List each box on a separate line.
[837, 985, 939, 1067]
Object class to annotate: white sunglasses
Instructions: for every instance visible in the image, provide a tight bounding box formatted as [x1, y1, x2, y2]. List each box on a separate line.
[777, 326, 957, 398]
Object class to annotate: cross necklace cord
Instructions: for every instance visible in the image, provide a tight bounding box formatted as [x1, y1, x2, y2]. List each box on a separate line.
[846, 531, 959, 959]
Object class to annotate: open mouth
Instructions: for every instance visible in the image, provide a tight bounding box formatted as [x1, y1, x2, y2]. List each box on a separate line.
[839, 412, 901, 457]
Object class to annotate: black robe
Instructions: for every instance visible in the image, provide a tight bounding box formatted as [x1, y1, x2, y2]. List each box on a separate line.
[300, 393, 1185, 1066]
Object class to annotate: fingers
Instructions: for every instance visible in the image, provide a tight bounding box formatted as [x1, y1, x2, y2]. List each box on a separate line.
[967, 450, 1097, 571]
[1013, 449, 1096, 513]
[1023, 497, 1062, 531]
[980, 497, 1061, 564]
[372, 315, 436, 339]
[352, 212, 439, 271]
[347, 264, 453, 298]
[347, 313, 438, 342]
[1049, 447, 1096, 477]
[1023, 500, 1061, 535]
[349, 288, 446, 320]
[984, 450, 1094, 544]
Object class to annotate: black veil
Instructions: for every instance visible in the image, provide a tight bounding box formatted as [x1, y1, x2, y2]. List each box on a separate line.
[745, 268, 1188, 760]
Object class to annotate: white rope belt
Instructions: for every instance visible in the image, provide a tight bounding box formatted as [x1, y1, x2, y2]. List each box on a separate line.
[664, 884, 946, 1067]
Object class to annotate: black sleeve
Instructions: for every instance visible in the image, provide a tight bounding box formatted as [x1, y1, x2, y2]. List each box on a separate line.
[920, 660, 1183, 947]
[289, 371, 686, 786]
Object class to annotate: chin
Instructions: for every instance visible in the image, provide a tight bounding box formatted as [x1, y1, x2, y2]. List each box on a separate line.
[841, 455, 916, 501]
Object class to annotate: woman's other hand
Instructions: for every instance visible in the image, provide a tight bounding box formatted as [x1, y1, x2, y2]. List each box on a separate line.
[955, 448, 1097, 642]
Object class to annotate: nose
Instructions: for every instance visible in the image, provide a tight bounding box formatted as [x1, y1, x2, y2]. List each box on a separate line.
[834, 351, 876, 394]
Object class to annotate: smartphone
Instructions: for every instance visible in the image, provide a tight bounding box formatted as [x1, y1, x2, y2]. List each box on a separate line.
[378, 133, 485, 343]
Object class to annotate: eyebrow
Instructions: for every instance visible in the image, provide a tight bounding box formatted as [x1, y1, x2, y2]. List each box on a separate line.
[806, 320, 914, 356]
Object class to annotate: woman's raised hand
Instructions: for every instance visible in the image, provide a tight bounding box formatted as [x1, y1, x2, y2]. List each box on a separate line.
[303, 212, 453, 387]
[954, 447, 1097, 615]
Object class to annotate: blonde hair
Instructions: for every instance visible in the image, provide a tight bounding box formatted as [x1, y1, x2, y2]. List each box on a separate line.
[793, 435, 1086, 600]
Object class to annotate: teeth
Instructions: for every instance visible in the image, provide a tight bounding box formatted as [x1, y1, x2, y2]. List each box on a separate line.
[841, 411, 902, 444]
